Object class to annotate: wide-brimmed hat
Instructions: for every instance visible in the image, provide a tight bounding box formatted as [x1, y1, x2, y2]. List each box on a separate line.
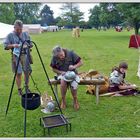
[63, 71, 80, 83]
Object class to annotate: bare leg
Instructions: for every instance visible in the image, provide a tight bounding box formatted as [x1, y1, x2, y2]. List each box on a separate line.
[16, 73, 23, 95]
[70, 87, 80, 110]
[16, 73, 22, 89]
[60, 79, 68, 109]
[23, 72, 31, 93]
[24, 72, 30, 87]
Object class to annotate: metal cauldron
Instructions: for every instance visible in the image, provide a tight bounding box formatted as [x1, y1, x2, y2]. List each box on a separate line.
[21, 93, 41, 110]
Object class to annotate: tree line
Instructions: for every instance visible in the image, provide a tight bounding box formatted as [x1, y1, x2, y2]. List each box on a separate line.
[88, 3, 140, 35]
[0, 3, 140, 34]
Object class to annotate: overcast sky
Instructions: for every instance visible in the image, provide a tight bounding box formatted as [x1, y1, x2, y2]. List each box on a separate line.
[45, 3, 99, 21]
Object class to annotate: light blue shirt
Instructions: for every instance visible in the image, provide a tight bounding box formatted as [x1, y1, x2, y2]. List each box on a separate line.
[3, 31, 31, 57]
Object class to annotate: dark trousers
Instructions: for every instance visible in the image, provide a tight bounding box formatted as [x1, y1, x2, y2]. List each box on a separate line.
[108, 86, 137, 95]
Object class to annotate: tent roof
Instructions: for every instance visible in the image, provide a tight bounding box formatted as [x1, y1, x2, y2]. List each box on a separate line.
[0, 22, 13, 39]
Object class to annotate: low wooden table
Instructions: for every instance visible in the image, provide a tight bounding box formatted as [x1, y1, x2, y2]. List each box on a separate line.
[49, 78, 105, 105]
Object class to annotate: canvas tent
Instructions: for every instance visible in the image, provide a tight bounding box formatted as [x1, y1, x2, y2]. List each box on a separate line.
[0, 22, 13, 42]
[129, 35, 140, 48]
[41, 25, 59, 32]
[23, 24, 42, 34]
[0, 22, 42, 44]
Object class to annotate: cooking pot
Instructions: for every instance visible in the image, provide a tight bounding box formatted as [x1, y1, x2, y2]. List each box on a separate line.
[21, 93, 40, 110]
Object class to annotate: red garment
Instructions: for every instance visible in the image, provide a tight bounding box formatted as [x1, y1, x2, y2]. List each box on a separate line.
[129, 35, 140, 48]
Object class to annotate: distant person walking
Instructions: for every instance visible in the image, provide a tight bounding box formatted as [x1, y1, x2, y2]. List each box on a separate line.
[72, 26, 80, 38]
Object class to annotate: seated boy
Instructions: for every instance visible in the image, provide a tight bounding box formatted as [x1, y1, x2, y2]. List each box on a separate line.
[108, 62, 139, 96]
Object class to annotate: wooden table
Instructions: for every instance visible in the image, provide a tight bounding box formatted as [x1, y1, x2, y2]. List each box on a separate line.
[49, 78, 105, 105]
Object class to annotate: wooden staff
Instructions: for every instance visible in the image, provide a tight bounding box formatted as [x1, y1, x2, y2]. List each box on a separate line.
[99, 89, 133, 97]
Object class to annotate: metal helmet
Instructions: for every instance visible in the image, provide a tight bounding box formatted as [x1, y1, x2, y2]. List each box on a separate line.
[63, 71, 76, 82]
[46, 101, 55, 112]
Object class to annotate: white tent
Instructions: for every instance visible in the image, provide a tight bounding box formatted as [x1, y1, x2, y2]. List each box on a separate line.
[48, 26, 59, 32]
[0, 23, 42, 44]
[23, 24, 42, 34]
[0, 22, 13, 39]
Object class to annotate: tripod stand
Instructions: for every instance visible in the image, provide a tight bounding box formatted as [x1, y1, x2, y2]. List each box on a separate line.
[5, 40, 63, 137]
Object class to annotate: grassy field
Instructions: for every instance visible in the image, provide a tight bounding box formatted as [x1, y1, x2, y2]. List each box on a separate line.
[0, 29, 140, 137]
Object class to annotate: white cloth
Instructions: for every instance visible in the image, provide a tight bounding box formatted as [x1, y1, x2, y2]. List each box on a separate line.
[70, 80, 79, 89]
[57, 74, 80, 90]
[13, 46, 21, 57]
[137, 56, 140, 78]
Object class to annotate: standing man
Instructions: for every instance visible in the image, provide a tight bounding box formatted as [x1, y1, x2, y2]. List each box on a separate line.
[50, 45, 83, 110]
[3, 20, 32, 96]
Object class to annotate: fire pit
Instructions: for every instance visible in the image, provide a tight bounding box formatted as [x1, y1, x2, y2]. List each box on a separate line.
[40, 114, 71, 136]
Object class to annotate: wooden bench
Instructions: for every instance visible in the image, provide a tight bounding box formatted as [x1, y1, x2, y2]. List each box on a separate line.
[49, 77, 105, 105]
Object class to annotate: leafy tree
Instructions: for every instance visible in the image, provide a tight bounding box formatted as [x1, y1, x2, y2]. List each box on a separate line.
[116, 3, 140, 35]
[60, 3, 84, 28]
[89, 5, 101, 30]
[79, 20, 87, 28]
[39, 4, 55, 26]
[88, 3, 122, 29]
[0, 3, 15, 24]
[55, 16, 65, 27]
[99, 3, 122, 28]
[14, 3, 41, 24]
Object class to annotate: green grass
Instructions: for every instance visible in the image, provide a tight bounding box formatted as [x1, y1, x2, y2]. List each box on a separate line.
[0, 29, 140, 137]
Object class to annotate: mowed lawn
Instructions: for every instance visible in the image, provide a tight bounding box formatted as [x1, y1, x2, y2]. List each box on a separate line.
[0, 29, 140, 137]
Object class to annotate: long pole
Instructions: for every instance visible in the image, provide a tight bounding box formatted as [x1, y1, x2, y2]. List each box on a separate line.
[5, 42, 24, 117]
[31, 41, 63, 114]
[100, 89, 133, 97]
[23, 44, 31, 137]
[5, 40, 29, 137]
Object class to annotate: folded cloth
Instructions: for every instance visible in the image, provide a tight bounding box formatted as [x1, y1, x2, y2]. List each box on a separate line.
[71, 80, 79, 90]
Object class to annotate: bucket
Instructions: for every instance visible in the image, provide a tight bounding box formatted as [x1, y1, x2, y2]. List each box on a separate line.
[21, 93, 40, 110]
